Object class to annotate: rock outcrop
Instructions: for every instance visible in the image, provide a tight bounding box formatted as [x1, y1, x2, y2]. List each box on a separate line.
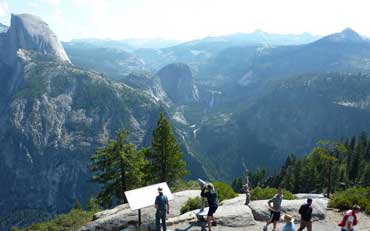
[0, 14, 70, 65]
[80, 193, 330, 231]
[157, 63, 199, 104]
[248, 197, 328, 222]
[80, 190, 201, 231]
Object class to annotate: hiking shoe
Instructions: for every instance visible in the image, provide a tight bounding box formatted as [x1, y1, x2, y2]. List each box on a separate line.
[211, 221, 217, 226]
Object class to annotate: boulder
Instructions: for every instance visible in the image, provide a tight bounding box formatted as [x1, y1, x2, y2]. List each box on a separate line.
[220, 194, 245, 206]
[248, 198, 328, 222]
[189, 195, 255, 227]
[215, 204, 256, 227]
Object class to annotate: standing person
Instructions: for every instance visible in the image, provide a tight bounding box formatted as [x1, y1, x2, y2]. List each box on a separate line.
[298, 198, 313, 231]
[244, 183, 251, 205]
[263, 188, 283, 231]
[338, 205, 361, 231]
[282, 214, 295, 231]
[155, 187, 169, 231]
[201, 183, 219, 231]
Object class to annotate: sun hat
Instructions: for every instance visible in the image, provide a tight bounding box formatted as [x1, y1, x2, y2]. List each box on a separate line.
[284, 214, 294, 223]
[158, 187, 163, 192]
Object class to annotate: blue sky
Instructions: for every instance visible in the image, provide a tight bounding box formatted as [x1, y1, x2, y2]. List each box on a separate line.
[0, 0, 370, 41]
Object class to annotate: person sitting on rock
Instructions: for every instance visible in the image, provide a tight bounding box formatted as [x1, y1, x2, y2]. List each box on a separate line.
[201, 183, 219, 231]
[263, 187, 283, 231]
[282, 214, 295, 231]
[155, 187, 169, 231]
[338, 205, 361, 231]
[297, 197, 313, 231]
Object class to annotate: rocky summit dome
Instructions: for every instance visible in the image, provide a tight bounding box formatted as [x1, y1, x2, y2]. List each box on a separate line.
[2, 14, 70, 65]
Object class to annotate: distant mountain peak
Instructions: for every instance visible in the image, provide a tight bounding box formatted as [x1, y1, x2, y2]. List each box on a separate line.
[157, 63, 199, 104]
[320, 28, 364, 43]
[0, 13, 70, 65]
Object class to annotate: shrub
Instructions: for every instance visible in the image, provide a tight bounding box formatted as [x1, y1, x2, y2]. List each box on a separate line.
[213, 181, 238, 202]
[250, 187, 296, 200]
[329, 187, 370, 214]
[172, 180, 200, 192]
[12, 209, 96, 231]
[180, 197, 202, 214]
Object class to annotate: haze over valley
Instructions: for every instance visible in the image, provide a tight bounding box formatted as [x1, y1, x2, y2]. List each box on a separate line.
[1, 1, 370, 229]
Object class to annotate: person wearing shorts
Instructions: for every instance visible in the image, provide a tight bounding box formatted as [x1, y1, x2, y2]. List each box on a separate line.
[263, 188, 283, 231]
[201, 183, 219, 231]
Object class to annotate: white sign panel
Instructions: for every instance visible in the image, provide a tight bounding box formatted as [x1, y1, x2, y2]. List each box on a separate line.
[124, 182, 174, 211]
[193, 207, 209, 216]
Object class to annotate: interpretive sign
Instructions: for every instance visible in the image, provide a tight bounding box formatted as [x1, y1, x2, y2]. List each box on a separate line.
[124, 182, 174, 211]
[193, 207, 209, 216]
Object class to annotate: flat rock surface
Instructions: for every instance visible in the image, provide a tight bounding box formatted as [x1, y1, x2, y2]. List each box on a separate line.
[294, 193, 325, 199]
[248, 198, 328, 222]
[80, 190, 201, 231]
[170, 210, 370, 231]
[80, 193, 370, 231]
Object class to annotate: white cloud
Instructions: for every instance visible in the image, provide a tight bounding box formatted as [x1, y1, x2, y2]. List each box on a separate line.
[0, 1, 9, 18]
[19, 0, 370, 41]
[42, 0, 61, 6]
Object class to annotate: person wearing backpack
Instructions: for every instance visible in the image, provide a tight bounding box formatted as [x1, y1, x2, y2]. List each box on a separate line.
[338, 205, 361, 231]
[297, 198, 313, 231]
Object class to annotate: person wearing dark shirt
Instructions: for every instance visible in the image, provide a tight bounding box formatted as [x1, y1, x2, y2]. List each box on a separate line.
[298, 198, 313, 231]
[155, 187, 169, 231]
[201, 183, 219, 231]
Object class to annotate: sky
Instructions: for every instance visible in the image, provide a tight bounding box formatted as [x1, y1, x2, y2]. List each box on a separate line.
[0, 0, 370, 42]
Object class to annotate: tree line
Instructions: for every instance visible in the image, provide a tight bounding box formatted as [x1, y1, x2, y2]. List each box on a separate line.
[232, 132, 370, 195]
[89, 112, 188, 208]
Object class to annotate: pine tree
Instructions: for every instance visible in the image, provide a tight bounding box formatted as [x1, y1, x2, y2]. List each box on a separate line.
[146, 112, 188, 186]
[87, 197, 100, 212]
[89, 129, 147, 207]
[73, 200, 82, 210]
[231, 176, 244, 193]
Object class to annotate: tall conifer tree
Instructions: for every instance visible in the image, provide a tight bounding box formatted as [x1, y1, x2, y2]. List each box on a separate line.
[89, 129, 146, 207]
[146, 112, 188, 186]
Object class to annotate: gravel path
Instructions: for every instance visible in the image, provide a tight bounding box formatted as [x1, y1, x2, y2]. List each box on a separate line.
[169, 210, 370, 231]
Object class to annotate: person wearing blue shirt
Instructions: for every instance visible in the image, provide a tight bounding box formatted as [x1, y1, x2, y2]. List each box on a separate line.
[282, 214, 295, 231]
[155, 187, 169, 231]
[201, 183, 219, 231]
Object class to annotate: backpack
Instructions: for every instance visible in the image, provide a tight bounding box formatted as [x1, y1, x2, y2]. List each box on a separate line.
[338, 210, 357, 227]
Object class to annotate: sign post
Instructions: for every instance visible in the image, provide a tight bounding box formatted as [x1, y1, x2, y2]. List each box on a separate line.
[138, 209, 141, 226]
[125, 182, 174, 226]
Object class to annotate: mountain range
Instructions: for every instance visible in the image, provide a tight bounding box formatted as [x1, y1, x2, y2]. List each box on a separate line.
[2, 13, 370, 230]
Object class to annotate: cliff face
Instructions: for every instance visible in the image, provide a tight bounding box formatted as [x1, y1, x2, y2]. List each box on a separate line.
[0, 14, 70, 66]
[157, 63, 199, 104]
[0, 53, 161, 219]
[0, 14, 161, 229]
